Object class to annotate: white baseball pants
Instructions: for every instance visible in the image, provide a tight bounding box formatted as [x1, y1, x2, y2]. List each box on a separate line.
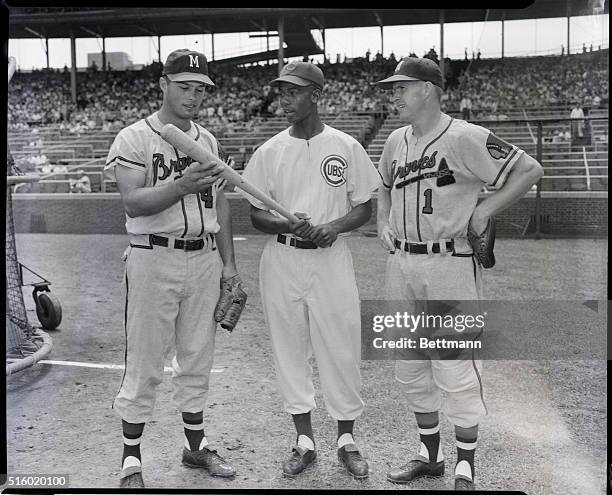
[113, 237, 222, 424]
[259, 236, 364, 420]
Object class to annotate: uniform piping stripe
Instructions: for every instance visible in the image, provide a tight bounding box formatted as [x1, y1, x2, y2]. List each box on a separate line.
[378, 170, 392, 189]
[473, 352, 488, 415]
[173, 147, 189, 237]
[106, 156, 146, 168]
[402, 128, 409, 240]
[470, 256, 487, 415]
[491, 148, 518, 186]
[196, 193, 205, 237]
[403, 188, 407, 239]
[144, 118, 162, 186]
[113, 271, 130, 411]
[416, 174, 422, 240]
[180, 198, 189, 237]
[144, 117, 161, 136]
[415, 117, 454, 242]
[194, 124, 201, 141]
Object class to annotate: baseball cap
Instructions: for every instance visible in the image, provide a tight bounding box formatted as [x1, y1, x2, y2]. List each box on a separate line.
[163, 49, 215, 86]
[270, 62, 325, 89]
[375, 57, 443, 89]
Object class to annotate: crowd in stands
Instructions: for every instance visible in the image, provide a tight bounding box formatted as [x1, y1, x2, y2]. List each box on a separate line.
[8, 47, 609, 138]
[443, 49, 608, 119]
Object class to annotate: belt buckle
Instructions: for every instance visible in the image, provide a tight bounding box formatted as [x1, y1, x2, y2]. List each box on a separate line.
[436, 239, 452, 255]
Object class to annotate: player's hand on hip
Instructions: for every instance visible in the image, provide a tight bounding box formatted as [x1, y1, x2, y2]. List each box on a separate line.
[176, 161, 224, 195]
[379, 225, 396, 252]
[309, 224, 338, 248]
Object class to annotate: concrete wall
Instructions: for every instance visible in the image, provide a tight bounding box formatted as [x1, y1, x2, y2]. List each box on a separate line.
[10, 192, 608, 238]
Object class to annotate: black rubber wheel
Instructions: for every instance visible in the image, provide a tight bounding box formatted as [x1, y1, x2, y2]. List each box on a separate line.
[35, 291, 62, 330]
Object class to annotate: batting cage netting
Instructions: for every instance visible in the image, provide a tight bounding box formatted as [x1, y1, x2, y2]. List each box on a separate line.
[6, 150, 52, 375]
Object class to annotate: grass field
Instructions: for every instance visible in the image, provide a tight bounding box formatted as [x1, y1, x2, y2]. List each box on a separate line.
[6, 234, 608, 493]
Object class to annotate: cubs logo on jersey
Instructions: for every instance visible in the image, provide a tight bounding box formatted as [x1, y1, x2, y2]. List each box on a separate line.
[321, 155, 347, 187]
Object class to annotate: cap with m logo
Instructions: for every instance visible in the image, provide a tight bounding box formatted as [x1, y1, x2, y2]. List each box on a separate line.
[163, 49, 215, 86]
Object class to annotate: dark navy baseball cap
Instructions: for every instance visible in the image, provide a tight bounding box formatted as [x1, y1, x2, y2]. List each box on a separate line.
[163, 49, 215, 86]
[375, 57, 443, 89]
[270, 62, 325, 89]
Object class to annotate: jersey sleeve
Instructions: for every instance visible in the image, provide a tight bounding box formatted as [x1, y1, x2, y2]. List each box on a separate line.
[346, 141, 382, 207]
[236, 147, 269, 210]
[378, 129, 401, 190]
[104, 127, 146, 175]
[456, 124, 524, 189]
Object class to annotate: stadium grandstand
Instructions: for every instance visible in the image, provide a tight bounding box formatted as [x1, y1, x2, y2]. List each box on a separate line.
[6, 5, 609, 236]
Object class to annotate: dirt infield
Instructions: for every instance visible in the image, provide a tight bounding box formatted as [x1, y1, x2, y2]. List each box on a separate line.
[6, 234, 607, 493]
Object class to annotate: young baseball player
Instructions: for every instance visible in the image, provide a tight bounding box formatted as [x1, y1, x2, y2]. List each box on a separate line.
[237, 62, 381, 479]
[374, 58, 543, 491]
[104, 49, 240, 488]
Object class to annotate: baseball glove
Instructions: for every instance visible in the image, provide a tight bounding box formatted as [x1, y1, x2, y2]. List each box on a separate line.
[467, 217, 496, 268]
[214, 275, 247, 331]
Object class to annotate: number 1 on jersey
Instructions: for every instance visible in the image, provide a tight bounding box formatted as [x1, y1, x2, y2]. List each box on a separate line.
[422, 188, 433, 214]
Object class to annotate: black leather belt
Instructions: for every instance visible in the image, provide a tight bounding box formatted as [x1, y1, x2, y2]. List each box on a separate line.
[394, 238, 454, 254]
[277, 234, 318, 249]
[150, 234, 212, 251]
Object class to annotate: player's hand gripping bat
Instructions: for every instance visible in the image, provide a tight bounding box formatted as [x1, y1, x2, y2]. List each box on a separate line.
[160, 124, 299, 223]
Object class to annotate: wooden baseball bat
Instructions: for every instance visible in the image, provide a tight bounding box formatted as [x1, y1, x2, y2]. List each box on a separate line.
[161, 124, 299, 223]
[8, 56, 16, 83]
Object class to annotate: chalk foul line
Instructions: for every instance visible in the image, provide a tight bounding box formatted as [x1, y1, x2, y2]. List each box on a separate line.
[38, 359, 224, 373]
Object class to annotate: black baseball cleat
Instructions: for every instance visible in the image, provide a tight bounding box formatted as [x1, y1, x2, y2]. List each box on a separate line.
[119, 469, 145, 488]
[338, 444, 369, 479]
[182, 447, 236, 477]
[455, 476, 475, 490]
[282, 445, 317, 477]
[386, 459, 445, 484]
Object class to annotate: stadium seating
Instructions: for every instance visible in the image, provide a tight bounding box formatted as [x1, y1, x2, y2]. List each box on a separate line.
[8, 50, 608, 193]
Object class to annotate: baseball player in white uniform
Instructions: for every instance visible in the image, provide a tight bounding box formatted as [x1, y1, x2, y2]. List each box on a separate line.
[104, 49, 239, 488]
[237, 62, 381, 479]
[374, 58, 543, 491]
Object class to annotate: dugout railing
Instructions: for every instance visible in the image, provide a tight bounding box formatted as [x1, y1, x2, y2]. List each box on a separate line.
[472, 115, 608, 238]
[9, 114, 608, 195]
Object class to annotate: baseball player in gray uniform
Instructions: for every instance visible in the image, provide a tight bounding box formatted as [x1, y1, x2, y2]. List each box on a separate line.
[104, 49, 239, 488]
[237, 62, 381, 479]
[374, 58, 543, 490]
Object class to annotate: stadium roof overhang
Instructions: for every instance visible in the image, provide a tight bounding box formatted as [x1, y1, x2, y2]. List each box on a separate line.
[8, 4, 608, 40]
